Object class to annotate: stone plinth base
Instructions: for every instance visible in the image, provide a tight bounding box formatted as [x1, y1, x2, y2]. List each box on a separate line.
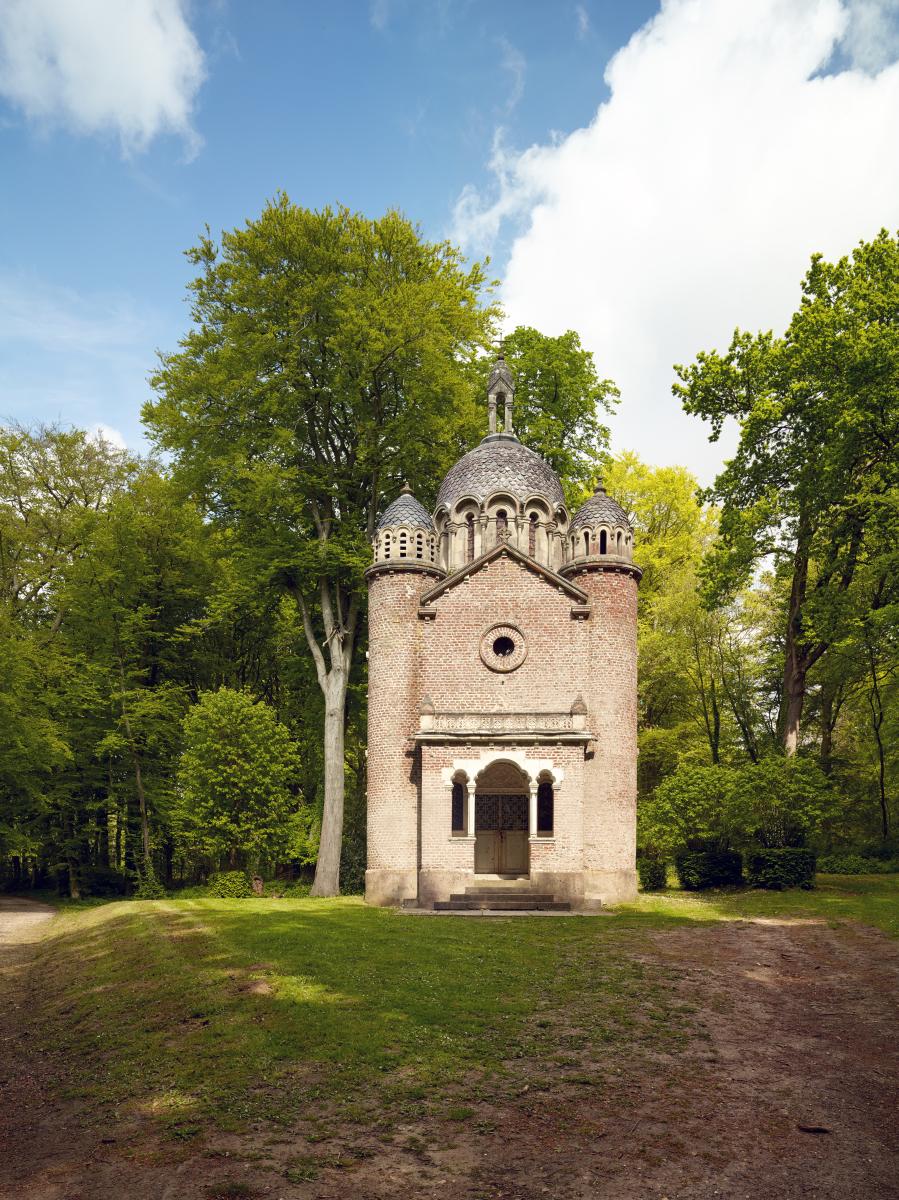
[365, 868, 418, 907]
[581, 868, 638, 906]
[366, 866, 637, 909]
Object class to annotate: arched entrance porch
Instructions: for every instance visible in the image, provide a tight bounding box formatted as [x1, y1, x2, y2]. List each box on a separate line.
[473, 759, 530, 875]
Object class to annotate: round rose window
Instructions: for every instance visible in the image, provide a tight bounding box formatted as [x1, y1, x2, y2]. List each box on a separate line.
[480, 623, 527, 672]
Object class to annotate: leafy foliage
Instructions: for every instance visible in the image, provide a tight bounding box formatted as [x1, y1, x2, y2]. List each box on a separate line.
[636, 856, 667, 891]
[746, 848, 816, 890]
[674, 849, 743, 890]
[173, 688, 302, 871]
[207, 871, 253, 898]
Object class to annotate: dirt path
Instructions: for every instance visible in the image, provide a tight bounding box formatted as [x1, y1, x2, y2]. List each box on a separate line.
[2, 909, 898, 1200]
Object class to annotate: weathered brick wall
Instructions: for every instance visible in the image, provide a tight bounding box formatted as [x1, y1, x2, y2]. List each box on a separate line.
[420, 553, 589, 713]
[366, 569, 430, 880]
[367, 546, 639, 905]
[568, 566, 639, 875]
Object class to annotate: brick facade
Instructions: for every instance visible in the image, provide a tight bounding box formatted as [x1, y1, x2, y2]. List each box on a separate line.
[365, 369, 639, 909]
[365, 544, 640, 908]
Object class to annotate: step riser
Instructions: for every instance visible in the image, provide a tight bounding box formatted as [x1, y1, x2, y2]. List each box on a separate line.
[434, 901, 571, 912]
[456, 893, 554, 902]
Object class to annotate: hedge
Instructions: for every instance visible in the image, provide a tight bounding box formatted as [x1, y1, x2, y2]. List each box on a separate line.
[208, 870, 253, 898]
[674, 849, 743, 890]
[747, 848, 816, 890]
[817, 853, 899, 875]
[637, 856, 667, 891]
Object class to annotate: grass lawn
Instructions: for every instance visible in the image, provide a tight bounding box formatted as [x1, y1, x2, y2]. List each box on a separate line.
[623, 872, 899, 938]
[26, 874, 898, 1144]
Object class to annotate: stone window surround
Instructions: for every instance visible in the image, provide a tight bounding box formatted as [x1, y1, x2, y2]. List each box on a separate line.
[442, 750, 562, 844]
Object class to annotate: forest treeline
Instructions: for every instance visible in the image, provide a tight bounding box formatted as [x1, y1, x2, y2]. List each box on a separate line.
[1, 203, 896, 896]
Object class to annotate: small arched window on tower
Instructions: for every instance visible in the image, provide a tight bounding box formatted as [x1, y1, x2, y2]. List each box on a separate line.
[399, 532, 407, 558]
[383, 532, 392, 559]
[451, 780, 466, 835]
[415, 532, 423, 559]
[599, 529, 607, 555]
[529, 512, 537, 556]
[537, 779, 554, 837]
[583, 529, 590, 557]
[617, 529, 622, 552]
[496, 509, 508, 544]
[466, 513, 475, 562]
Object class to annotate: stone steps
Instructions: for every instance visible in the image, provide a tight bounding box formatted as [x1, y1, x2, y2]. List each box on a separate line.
[434, 895, 571, 912]
[451, 891, 555, 902]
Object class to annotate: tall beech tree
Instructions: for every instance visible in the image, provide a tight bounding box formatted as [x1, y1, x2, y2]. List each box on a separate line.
[145, 198, 497, 895]
[676, 230, 899, 755]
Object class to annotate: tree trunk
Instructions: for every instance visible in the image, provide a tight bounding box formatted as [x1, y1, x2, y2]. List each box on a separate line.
[867, 648, 889, 841]
[779, 527, 823, 757]
[311, 680, 348, 897]
[709, 677, 721, 765]
[290, 576, 358, 899]
[116, 657, 151, 865]
[781, 661, 807, 758]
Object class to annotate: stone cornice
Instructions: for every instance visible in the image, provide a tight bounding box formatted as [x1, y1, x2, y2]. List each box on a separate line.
[365, 561, 446, 583]
[559, 555, 643, 583]
[417, 540, 588, 607]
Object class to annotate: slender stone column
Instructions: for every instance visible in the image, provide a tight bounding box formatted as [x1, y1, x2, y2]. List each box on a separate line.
[476, 515, 487, 557]
[529, 780, 538, 839]
[467, 780, 476, 841]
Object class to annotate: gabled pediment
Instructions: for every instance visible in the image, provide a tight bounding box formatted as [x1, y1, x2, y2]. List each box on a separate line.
[418, 538, 588, 610]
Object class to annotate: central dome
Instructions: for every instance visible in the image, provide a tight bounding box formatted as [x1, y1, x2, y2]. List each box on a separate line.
[436, 433, 565, 512]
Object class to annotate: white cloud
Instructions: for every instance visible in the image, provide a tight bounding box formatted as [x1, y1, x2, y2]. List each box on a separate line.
[497, 36, 526, 115]
[0, 270, 160, 449]
[576, 5, 591, 40]
[89, 422, 128, 450]
[0, 271, 147, 355]
[370, 0, 390, 32]
[453, 0, 899, 483]
[0, 0, 206, 155]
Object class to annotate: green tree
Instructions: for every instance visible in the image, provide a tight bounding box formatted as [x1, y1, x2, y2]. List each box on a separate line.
[490, 326, 616, 502]
[174, 688, 302, 869]
[676, 230, 899, 755]
[145, 197, 498, 894]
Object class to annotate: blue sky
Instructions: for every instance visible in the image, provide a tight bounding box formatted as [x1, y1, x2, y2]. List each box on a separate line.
[1, 0, 898, 479]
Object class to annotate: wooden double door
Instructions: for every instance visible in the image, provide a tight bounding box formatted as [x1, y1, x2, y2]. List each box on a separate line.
[474, 794, 529, 874]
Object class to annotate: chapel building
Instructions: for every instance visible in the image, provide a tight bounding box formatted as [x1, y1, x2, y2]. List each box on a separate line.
[365, 354, 641, 910]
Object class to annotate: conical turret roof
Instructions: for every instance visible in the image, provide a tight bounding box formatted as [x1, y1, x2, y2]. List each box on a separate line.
[377, 486, 433, 530]
[570, 483, 631, 532]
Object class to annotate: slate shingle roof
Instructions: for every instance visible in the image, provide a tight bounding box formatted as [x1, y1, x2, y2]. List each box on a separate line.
[435, 434, 565, 511]
[376, 489, 433, 531]
[570, 486, 631, 532]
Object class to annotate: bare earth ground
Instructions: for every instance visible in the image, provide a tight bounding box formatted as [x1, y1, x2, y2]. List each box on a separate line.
[2, 897, 898, 1200]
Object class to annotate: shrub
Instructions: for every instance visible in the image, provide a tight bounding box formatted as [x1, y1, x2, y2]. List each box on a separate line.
[816, 853, 899, 875]
[133, 869, 167, 900]
[173, 688, 303, 868]
[639, 766, 734, 857]
[674, 849, 743, 890]
[276, 880, 312, 898]
[208, 870, 252, 898]
[637, 856, 667, 891]
[747, 848, 816, 890]
[728, 758, 838, 849]
[169, 883, 212, 898]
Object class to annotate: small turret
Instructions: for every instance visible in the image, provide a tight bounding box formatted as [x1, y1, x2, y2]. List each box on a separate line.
[566, 480, 634, 565]
[372, 484, 437, 567]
